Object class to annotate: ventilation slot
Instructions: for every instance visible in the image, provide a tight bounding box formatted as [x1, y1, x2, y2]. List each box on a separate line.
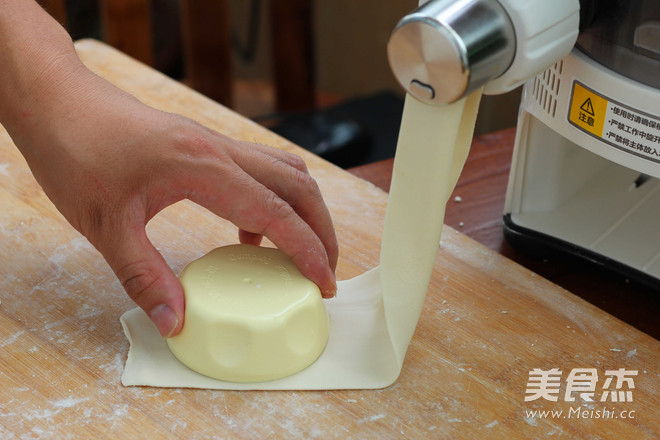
[531, 60, 563, 118]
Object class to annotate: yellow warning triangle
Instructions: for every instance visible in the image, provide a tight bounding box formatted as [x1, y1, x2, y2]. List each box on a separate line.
[580, 98, 595, 116]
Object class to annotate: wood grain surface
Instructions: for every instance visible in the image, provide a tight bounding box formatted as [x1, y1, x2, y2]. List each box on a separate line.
[0, 40, 658, 439]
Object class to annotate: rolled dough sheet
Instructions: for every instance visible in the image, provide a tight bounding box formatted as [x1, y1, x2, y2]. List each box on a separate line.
[120, 90, 482, 390]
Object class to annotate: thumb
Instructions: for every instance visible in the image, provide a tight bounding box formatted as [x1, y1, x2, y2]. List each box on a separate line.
[101, 230, 185, 338]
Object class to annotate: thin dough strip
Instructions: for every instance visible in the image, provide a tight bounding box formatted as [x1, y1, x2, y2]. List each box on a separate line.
[381, 90, 482, 365]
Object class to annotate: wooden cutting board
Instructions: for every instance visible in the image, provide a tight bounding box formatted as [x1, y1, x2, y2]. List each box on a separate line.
[0, 40, 657, 439]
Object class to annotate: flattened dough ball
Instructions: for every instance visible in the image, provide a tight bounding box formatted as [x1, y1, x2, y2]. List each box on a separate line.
[166, 244, 330, 382]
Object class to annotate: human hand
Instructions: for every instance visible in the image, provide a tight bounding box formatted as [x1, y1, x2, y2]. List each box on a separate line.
[10, 60, 338, 338]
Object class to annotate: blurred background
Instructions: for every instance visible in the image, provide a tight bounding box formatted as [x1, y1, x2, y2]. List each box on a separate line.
[37, 0, 522, 168]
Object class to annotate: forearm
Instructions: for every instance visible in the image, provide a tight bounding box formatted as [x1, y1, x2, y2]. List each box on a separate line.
[0, 0, 84, 142]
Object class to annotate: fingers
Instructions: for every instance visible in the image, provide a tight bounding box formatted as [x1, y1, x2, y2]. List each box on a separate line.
[238, 229, 263, 246]
[188, 156, 338, 298]
[178, 120, 339, 283]
[230, 140, 339, 272]
[98, 228, 185, 338]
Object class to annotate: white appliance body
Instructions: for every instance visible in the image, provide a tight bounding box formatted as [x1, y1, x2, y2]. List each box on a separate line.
[504, 45, 660, 286]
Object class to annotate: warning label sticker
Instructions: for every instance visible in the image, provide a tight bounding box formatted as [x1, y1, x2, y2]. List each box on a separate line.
[580, 97, 594, 116]
[568, 81, 660, 164]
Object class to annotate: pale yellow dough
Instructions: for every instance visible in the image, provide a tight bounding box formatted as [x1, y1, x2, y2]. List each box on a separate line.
[166, 244, 329, 383]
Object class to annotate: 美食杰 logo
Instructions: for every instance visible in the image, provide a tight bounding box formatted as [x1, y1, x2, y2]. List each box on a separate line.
[523, 368, 639, 421]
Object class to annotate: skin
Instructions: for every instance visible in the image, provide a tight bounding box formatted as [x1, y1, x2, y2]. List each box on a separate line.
[0, 0, 338, 337]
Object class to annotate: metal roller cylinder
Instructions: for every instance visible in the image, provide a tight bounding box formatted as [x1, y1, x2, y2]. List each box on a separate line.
[387, 0, 515, 105]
